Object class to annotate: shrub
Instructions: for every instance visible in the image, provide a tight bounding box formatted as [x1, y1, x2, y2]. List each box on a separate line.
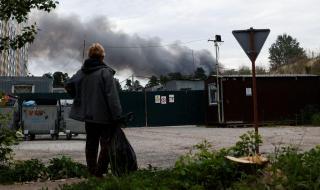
[174, 141, 240, 190]
[273, 146, 320, 189]
[311, 113, 320, 126]
[0, 127, 18, 167]
[230, 130, 262, 157]
[47, 156, 89, 180]
[300, 105, 320, 124]
[12, 159, 48, 182]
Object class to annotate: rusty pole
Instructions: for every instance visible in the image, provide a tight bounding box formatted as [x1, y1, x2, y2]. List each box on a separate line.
[249, 28, 259, 153]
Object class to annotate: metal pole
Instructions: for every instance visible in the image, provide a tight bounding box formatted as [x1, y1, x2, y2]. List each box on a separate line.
[82, 40, 86, 63]
[249, 28, 259, 153]
[215, 42, 221, 123]
[144, 88, 148, 127]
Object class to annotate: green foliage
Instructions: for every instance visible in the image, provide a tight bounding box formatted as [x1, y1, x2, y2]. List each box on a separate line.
[159, 75, 169, 85]
[0, 111, 12, 128]
[125, 79, 132, 91]
[12, 159, 47, 182]
[1, 131, 320, 189]
[42, 72, 53, 78]
[238, 66, 251, 75]
[255, 66, 267, 74]
[193, 67, 207, 80]
[223, 66, 267, 75]
[132, 80, 143, 91]
[114, 78, 122, 92]
[300, 105, 320, 124]
[311, 113, 320, 126]
[53, 71, 69, 87]
[0, 0, 59, 50]
[146, 75, 159, 88]
[168, 72, 183, 80]
[0, 127, 17, 167]
[0, 156, 88, 184]
[269, 34, 306, 70]
[174, 140, 240, 190]
[232, 145, 320, 190]
[47, 156, 89, 180]
[230, 130, 262, 157]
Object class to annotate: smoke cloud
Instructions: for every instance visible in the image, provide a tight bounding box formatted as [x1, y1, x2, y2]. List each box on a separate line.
[29, 13, 215, 76]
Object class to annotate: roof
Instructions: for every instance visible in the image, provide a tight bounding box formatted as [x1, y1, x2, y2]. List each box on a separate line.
[210, 74, 320, 78]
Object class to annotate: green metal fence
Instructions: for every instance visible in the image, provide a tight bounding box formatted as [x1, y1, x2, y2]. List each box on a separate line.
[17, 91, 206, 127]
[121, 90, 205, 127]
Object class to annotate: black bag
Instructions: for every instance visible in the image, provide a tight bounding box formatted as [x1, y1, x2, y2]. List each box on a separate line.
[108, 125, 138, 176]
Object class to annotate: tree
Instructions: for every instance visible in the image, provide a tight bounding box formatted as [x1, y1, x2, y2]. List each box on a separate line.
[168, 72, 183, 80]
[52, 71, 69, 87]
[269, 34, 306, 70]
[193, 67, 207, 80]
[238, 66, 251, 75]
[146, 75, 159, 88]
[159, 75, 169, 85]
[114, 78, 122, 92]
[223, 69, 238, 75]
[125, 79, 132, 91]
[256, 66, 267, 74]
[133, 80, 143, 91]
[42, 72, 53, 78]
[0, 0, 59, 51]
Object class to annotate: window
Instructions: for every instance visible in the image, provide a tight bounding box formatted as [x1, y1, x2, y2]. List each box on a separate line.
[208, 83, 217, 105]
[12, 85, 35, 93]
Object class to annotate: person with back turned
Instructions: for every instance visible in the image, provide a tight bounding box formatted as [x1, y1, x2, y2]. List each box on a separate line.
[65, 43, 122, 177]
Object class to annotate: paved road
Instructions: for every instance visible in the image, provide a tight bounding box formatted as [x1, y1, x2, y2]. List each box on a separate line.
[13, 126, 320, 168]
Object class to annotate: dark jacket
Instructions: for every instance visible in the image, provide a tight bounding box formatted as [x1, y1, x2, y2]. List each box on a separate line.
[65, 58, 122, 124]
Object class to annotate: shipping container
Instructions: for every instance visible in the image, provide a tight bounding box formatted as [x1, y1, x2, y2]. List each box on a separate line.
[205, 75, 320, 126]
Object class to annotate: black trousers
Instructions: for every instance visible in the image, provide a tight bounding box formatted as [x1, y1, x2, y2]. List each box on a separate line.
[85, 122, 115, 176]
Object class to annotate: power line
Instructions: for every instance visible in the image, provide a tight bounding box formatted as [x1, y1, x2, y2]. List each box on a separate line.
[104, 39, 207, 49]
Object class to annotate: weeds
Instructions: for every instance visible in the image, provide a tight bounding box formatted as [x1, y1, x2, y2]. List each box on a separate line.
[12, 159, 48, 182]
[0, 156, 88, 184]
[0, 127, 18, 168]
[47, 156, 89, 180]
[311, 113, 320, 126]
[230, 130, 262, 157]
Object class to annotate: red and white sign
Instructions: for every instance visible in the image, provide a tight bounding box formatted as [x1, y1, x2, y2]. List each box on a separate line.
[161, 96, 167, 104]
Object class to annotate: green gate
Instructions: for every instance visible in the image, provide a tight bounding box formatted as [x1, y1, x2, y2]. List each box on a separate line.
[119, 92, 146, 127]
[120, 90, 205, 127]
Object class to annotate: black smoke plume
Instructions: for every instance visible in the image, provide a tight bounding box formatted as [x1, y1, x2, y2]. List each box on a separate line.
[29, 13, 215, 76]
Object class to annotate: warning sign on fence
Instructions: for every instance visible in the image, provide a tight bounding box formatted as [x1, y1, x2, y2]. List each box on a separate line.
[169, 94, 175, 103]
[155, 95, 160, 104]
[161, 96, 167, 104]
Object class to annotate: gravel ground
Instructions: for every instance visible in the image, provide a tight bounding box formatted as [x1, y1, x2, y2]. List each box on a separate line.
[12, 126, 320, 168]
[1, 126, 319, 190]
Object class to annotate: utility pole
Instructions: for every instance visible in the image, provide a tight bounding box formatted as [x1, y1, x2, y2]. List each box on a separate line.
[82, 40, 86, 63]
[208, 35, 223, 124]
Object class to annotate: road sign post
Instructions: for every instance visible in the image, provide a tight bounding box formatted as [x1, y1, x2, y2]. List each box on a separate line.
[232, 27, 270, 153]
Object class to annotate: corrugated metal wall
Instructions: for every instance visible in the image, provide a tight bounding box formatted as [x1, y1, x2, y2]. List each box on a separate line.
[205, 75, 320, 125]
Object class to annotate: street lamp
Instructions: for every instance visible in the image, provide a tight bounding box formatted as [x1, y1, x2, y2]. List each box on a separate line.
[209, 35, 224, 124]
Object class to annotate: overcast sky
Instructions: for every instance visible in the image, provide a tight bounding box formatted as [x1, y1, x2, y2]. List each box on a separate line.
[28, 0, 320, 82]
